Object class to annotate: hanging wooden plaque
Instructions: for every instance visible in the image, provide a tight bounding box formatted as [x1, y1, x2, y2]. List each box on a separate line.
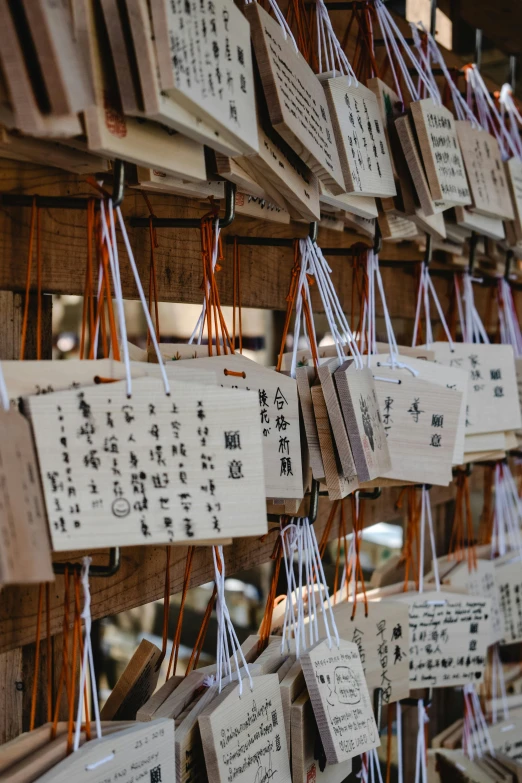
[0, 129, 109, 174]
[296, 367, 325, 482]
[410, 99, 471, 206]
[506, 157, 522, 241]
[456, 121, 515, 220]
[321, 77, 396, 198]
[162, 354, 304, 500]
[176, 680, 220, 783]
[149, 0, 258, 157]
[366, 76, 416, 215]
[0, 409, 53, 585]
[291, 690, 352, 783]
[395, 114, 450, 216]
[300, 638, 379, 764]
[412, 209, 447, 240]
[134, 167, 225, 199]
[480, 716, 522, 764]
[35, 720, 175, 783]
[370, 362, 462, 485]
[319, 183, 378, 219]
[198, 673, 292, 783]
[494, 556, 522, 646]
[235, 191, 291, 223]
[378, 212, 420, 241]
[25, 376, 267, 550]
[76, 0, 211, 175]
[430, 342, 521, 436]
[334, 362, 391, 483]
[280, 660, 305, 752]
[137, 675, 183, 722]
[245, 3, 345, 195]
[310, 385, 358, 500]
[441, 558, 504, 644]
[100, 639, 162, 720]
[22, 0, 94, 116]
[454, 207, 506, 240]
[99, 0, 142, 114]
[394, 590, 491, 688]
[318, 360, 358, 481]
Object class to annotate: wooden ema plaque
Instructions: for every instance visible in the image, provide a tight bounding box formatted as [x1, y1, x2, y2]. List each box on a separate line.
[291, 690, 352, 783]
[100, 638, 161, 720]
[456, 121, 515, 220]
[149, 0, 258, 157]
[76, 0, 209, 176]
[317, 360, 358, 481]
[454, 206, 506, 241]
[25, 376, 267, 550]
[495, 556, 522, 645]
[0, 409, 53, 585]
[235, 191, 291, 224]
[35, 720, 175, 783]
[245, 3, 345, 195]
[321, 77, 396, 198]
[378, 212, 420, 241]
[370, 361, 462, 486]
[310, 385, 358, 500]
[295, 367, 325, 481]
[506, 157, 522, 242]
[441, 558, 504, 644]
[430, 342, 522, 437]
[394, 591, 491, 688]
[318, 183, 378, 219]
[161, 354, 304, 500]
[309, 595, 410, 705]
[198, 673, 292, 783]
[134, 167, 225, 199]
[300, 638, 379, 764]
[410, 98, 471, 206]
[334, 362, 391, 482]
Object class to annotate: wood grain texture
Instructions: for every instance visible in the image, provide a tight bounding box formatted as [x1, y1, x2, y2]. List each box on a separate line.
[317, 359, 357, 480]
[0, 648, 23, 744]
[310, 384, 358, 500]
[0, 485, 455, 653]
[99, 638, 161, 720]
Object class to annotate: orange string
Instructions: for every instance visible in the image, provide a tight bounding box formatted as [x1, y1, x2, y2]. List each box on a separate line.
[46, 584, 52, 723]
[319, 500, 341, 557]
[73, 569, 90, 740]
[258, 533, 285, 652]
[186, 585, 217, 674]
[166, 546, 195, 680]
[232, 238, 243, 353]
[36, 208, 42, 360]
[20, 198, 37, 360]
[52, 569, 71, 738]
[350, 497, 368, 618]
[29, 583, 45, 731]
[147, 213, 160, 347]
[156, 547, 171, 672]
[80, 199, 96, 359]
[478, 464, 495, 546]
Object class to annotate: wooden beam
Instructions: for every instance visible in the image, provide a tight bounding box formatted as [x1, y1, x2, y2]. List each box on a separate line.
[0, 485, 454, 654]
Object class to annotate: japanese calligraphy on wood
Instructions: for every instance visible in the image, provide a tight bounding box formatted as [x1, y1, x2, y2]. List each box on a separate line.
[441, 558, 504, 644]
[322, 77, 396, 198]
[410, 99, 471, 206]
[0, 410, 53, 585]
[25, 376, 267, 550]
[149, 0, 258, 156]
[245, 3, 345, 194]
[301, 638, 379, 764]
[456, 122, 514, 220]
[495, 556, 522, 645]
[394, 591, 491, 687]
[198, 674, 292, 783]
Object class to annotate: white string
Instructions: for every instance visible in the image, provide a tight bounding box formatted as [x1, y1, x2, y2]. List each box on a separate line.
[499, 85, 522, 160]
[189, 218, 220, 347]
[458, 273, 490, 344]
[116, 206, 171, 396]
[73, 557, 102, 752]
[468, 67, 520, 161]
[212, 546, 253, 695]
[491, 644, 509, 724]
[315, 0, 357, 81]
[412, 264, 455, 350]
[397, 703, 403, 783]
[414, 699, 428, 783]
[418, 486, 440, 593]
[244, 0, 298, 51]
[498, 278, 522, 357]
[463, 683, 495, 759]
[92, 263, 104, 359]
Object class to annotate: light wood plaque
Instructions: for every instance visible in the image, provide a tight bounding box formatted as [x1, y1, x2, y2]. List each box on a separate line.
[245, 3, 345, 195]
[410, 98, 471, 206]
[25, 376, 268, 550]
[300, 638, 379, 764]
[441, 558, 504, 644]
[310, 385, 358, 500]
[322, 77, 396, 198]
[454, 206, 506, 240]
[198, 674, 292, 783]
[506, 157, 522, 241]
[295, 367, 325, 481]
[100, 638, 161, 720]
[318, 359, 358, 481]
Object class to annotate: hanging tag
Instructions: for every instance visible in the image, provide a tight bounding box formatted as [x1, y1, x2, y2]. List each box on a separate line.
[479, 717, 522, 765]
[430, 342, 522, 436]
[321, 77, 396, 198]
[26, 376, 267, 550]
[235, 191, 291, 224]
[291, 689, 352, 783]
[280, 660, 306, 752]
[0, 409, 53, 585]
[245, 3, 345, 195]
[494, 556, 522, 645]
[318, 360, 358, 481]
[148, 0, 258, 155]
[133, 167, 226, 198]
[100, 638, 162, 720]
[167, 354, 304, 500]
[300, 638, 379, 764]
[367, 77, 417, 215]
[454, 207, 506, 240]
[334, 362, 391, 482]
[440, 559, 504, 645]
[506, 157, 522, 242]
[198, 673, 291, 783]
[296, 367, 325, 482]
[394, 590, 491, 688]
[371, 367, 462, 485]
[395, 114, 451, 216]
[34, 719, 175, 783]
[410, 98, 472, 206]
[311, 384, 358, 500]
[378, 212, 420, 241]
[456, 122, 515, 221]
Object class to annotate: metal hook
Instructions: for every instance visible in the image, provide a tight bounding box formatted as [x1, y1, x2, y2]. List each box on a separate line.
[129, 181, 236, 229]
[505, 249, 514, 282]
[52, 547, 121, 578]
[468, 232, 478, 276]
[373, 687, 383, 736]
[309, 221, 318, 243]
[357, 487, 382, 500]
[373, 223, 382, 255]
[424, 233, 432, 267]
